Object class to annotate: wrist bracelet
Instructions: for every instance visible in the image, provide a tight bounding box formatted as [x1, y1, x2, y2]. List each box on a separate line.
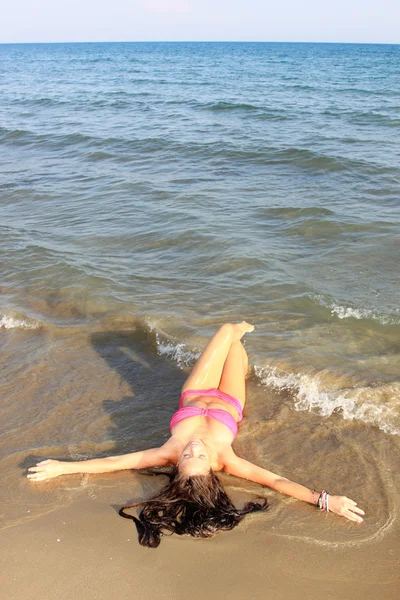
[317, 490, 329, 511]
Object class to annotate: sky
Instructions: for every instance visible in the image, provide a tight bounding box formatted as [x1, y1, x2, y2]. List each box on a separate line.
[1, 0, 399, 44]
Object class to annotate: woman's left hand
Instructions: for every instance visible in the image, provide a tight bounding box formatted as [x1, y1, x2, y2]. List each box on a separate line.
[328, 495, 365, 522]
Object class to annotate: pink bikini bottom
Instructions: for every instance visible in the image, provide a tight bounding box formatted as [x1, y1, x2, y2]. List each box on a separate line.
[170, 388, 243, 439]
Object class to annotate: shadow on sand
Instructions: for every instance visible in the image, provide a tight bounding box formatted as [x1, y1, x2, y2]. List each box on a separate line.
[90, 326, 186, 453]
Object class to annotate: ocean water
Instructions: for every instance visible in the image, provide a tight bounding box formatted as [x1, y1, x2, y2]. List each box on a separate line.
[0, 43, 399, 538]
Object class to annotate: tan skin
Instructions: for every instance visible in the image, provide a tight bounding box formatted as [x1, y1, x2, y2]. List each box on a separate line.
[28, 322, 365, 523]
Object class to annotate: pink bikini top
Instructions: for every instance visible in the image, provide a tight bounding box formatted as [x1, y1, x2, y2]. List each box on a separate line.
[170, 388, 243, 439]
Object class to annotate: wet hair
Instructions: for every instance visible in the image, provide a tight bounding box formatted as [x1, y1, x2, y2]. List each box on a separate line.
[119, 467, 268, 548]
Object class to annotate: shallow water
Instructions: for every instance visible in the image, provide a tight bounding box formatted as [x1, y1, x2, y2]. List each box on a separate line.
[0, 43, 399, 543]
[1, 323, 398, 553]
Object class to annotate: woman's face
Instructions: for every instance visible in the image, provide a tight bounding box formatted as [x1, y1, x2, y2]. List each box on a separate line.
[178, 439, 211, 476]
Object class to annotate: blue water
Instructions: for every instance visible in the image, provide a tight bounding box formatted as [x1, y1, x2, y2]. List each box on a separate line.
[0, 42, 399, 435]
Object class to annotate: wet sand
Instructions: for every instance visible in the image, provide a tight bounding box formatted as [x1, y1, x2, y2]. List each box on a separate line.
[2, 497, 399, 600]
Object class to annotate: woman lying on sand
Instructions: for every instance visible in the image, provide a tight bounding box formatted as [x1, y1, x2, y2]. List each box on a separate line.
[28, 322, 365, 547]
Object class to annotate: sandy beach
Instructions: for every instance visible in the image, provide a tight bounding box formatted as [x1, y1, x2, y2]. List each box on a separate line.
[2, 493, 399, 600]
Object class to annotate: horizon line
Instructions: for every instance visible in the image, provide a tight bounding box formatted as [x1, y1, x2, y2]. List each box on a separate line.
[1, 40, 399, 46]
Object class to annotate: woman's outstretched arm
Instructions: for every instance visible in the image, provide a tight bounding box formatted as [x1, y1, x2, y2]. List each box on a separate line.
[27, 447, 170, 481]
[224, 454, 365, 523]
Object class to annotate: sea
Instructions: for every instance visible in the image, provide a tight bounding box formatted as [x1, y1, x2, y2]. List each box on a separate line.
[0, 42, 399, 542]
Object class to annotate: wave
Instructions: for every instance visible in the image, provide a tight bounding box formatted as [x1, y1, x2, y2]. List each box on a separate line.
[86, 151, 115, 161]
[209, 145, 397, 176]
[269, 147, 378, 174]
[0, 127, 95, 149]
[0, 128, 32, 142]
[313, 295, 400, 326]
[330, 305, 399, 324]
[0, 124, 396, 179]
[155, 337, 201, 369]
[202, 101, 261, 112]
[255, 364, 400, 436]
[322, 107, 400, 126]
[252, 208, 396, 243]
[329, 86, 400, 98]
[197, 101, 289, 120]
[15, 97, 69, 108]
[348, 112, 400, 128]
[256, 206, 335, 220]
[147, 319, 201, 368]
[280, 218, 395, 240]
[0, 310, 42, 330]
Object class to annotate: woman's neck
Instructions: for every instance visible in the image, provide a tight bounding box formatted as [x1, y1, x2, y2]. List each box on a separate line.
[166, 435, 227, 470]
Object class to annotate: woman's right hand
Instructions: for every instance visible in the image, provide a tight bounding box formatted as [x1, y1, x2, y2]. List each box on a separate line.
[27, 459, 65, 481]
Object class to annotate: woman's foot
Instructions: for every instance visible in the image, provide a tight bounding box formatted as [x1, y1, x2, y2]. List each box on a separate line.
[231, 321, 254, 342]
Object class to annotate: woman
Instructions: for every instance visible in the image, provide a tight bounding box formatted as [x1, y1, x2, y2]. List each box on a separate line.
[28, 322, 365, 547]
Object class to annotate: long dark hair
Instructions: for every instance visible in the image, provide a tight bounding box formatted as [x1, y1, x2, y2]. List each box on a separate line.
[119, 467, 268, 548]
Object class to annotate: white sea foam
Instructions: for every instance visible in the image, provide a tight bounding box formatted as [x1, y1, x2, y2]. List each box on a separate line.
[146, 318, 156, 332]
[154, 334, 201, 369]
[330, 304, 396, 324]
[0, 312, 40, 330]
[156, 340, 201, 368]
[145, 317, 202, 368]
[255, 364, 400, 436]
[313, 295, 400, 325]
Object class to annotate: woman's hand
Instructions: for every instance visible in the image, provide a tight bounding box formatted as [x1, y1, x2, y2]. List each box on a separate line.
[27, 459, 65, 481]
[328, 495, 365, 523]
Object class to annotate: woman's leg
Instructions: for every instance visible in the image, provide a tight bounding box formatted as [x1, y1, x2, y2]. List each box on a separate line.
[218, 341, 248, 410]
[182, 322, 253, 393]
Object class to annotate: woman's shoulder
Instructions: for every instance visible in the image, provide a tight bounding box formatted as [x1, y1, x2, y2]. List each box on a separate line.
[160, 436, 183, 462]
[217, 444, 237, 472]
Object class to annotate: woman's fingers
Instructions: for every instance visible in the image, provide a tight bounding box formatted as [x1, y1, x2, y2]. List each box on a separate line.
[27, 459, 59, 480]
[27, 469, 56, 481]
[27, 459, 53, 472]
[343, 498, 365, 522]
[348, 508, 364, 523]
[347, 509, 364, 523]
[351, 505, 365, 516]
[344, 498, 365, 518]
